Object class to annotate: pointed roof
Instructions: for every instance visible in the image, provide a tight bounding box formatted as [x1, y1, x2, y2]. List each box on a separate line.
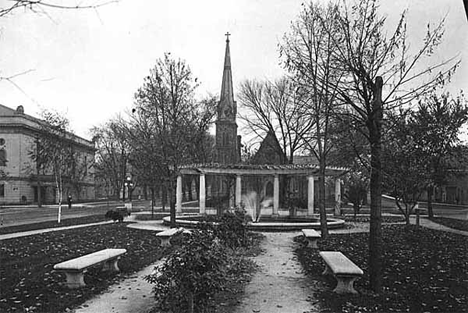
[218, 33, 236, 119]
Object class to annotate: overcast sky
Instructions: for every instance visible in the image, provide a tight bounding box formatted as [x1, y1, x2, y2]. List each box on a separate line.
[0, 0, 466, 140]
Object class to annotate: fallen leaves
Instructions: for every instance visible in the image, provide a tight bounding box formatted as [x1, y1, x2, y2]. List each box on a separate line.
[0, 223, 166, 313]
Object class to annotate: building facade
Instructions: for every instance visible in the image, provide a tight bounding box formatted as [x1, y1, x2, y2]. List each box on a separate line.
[0, 104, 95, 204]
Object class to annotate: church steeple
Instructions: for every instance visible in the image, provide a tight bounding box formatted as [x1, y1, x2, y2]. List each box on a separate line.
[218, 32, 236, 121]
[215, 33, 240, 164]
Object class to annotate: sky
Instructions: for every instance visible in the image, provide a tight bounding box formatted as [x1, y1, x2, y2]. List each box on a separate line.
[0, 0, 467, 141]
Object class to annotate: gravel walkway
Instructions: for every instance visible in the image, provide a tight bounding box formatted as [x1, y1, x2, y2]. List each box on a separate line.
[233, 232, 320, 313]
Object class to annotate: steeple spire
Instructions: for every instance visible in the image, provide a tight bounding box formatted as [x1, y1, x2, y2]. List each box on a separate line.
[219, 32, 235, 120]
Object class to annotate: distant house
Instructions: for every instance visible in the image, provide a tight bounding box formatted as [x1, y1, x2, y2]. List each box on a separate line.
[0, 104, 95, 204]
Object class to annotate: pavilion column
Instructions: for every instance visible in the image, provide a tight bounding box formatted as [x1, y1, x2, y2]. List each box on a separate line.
[176, 175, 182, 214]
[308, 175, 315, 216]
[199, 173, 206, 215]
[334, 178, 341, 216]
[273, 174, 279, 216]
[235, 175, 242, 207]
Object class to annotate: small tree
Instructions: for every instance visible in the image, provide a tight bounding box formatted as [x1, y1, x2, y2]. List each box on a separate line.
[146, 230, 228, 313]
[30, 110, 74, 223]
[411, 92, 468, 216]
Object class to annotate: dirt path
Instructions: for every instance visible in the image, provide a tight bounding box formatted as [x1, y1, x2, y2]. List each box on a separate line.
[233, 232, 319, 313]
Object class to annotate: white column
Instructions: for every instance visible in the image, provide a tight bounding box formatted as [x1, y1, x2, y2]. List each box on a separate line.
[176, 175, 182, 214]
[308, 176, 315, 216]
[334, 178, 341, 216]
[235, 175, 242, 207]
[199, 173, 206, 215]
[273, 174, 279, 216]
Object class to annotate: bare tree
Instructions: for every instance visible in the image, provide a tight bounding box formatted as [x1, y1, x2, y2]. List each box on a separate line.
[29, 109, 74, 222]
[280, 2, 343, 238]
[282, 0, 460, 292]
[0, 0, 117, 17]
[238, 77, 313, 163]
[91, 117, 131, 200]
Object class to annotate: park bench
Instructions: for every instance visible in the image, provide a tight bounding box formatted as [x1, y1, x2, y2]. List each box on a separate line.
[302, 229, 321, 248]
[53, 248, 126, 289]
[319, 251, 363, 294]
[156, 228, 186, 246]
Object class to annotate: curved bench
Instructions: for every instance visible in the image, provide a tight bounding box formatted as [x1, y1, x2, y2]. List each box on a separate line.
[54, 248, 126, 288]
[319, 251, 363, 294]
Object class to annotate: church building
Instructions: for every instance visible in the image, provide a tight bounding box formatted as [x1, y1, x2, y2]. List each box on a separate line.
[214, 33, 241, 165]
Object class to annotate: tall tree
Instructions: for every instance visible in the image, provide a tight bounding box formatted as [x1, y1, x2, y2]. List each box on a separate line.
[281, 2, 343, 237]
[133, 53, 214, 227]
[282, 0, 460, 292]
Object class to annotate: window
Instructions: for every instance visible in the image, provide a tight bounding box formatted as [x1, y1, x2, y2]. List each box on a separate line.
[0, 184, 4, 197]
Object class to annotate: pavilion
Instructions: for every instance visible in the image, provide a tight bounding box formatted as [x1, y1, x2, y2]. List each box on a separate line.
[176, 163, 348, 216]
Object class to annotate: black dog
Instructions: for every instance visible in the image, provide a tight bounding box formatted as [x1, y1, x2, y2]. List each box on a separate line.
[105, 210, 125, 223]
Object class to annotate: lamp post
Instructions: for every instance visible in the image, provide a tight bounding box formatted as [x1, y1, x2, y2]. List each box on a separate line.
[124, 176, 133, 202]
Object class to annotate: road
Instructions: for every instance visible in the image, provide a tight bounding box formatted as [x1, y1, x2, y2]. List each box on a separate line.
[0, 200, 149, 227]
[1, 197, 466, 228]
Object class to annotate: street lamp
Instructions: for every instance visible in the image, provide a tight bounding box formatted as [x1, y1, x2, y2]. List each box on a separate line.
[124, 176, 133, 202]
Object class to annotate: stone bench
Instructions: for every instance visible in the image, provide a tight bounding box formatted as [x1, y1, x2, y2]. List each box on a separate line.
[53, 248, 126, 289]
[302, 229, 321, 248]
[156, 228, 185, 247]
[319, 251, 363, 294]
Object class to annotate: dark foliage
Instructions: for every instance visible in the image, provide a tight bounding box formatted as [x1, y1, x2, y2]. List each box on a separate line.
[0, 215, 108, 235]
[145, 211, 262, 313]
[296, 225, 467, 312]
[429, 217, 468, 232]
[0, 224, 166, 313]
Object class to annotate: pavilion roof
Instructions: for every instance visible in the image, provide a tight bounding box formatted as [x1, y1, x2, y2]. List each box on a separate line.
[179, 163, 349, 176]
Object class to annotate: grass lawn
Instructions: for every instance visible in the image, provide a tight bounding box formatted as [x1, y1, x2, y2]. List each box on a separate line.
[0, 223, 167, 313]
[0, 215, 110, 235]
[295, 224, 468, 313]
[429, 217, 468, 232]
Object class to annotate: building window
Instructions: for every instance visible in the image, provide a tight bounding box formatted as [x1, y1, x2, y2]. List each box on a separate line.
[0, 184, 4, 197]
[0, 149, 6, 166]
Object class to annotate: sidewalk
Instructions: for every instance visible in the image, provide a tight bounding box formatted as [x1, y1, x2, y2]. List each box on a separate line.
[233, 232, 320, 313]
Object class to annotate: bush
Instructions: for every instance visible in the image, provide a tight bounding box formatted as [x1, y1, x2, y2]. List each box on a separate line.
[145, 208, 256, 313]
[145, 230, 228, 313]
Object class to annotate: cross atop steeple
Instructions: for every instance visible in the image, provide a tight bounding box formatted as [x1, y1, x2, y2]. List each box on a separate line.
[225, 32, 231, 42]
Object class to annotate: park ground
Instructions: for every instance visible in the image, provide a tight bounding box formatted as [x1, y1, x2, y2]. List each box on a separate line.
[0, 200, 467, 313]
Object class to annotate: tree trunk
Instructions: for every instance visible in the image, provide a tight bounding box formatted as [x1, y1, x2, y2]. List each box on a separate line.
[367, 76, 384, 293]
[169, 179, 176, 228]
[427, 185, 434, 218]
[162, 185, 167, 211]
[318, 158, 328, 238]
[151, 187, 155, 219]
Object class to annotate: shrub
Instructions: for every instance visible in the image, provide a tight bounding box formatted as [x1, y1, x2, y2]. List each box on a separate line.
[145, 230, 228, 313]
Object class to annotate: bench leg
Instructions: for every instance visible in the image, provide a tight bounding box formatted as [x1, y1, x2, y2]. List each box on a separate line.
[322, 265, 333, 276]
[333, 275, 359, 294]
[102, 257, 121, 272]
[160, 237, 171, 247]
[63, 271, 86, 289]
[306, 238, 319, 249]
